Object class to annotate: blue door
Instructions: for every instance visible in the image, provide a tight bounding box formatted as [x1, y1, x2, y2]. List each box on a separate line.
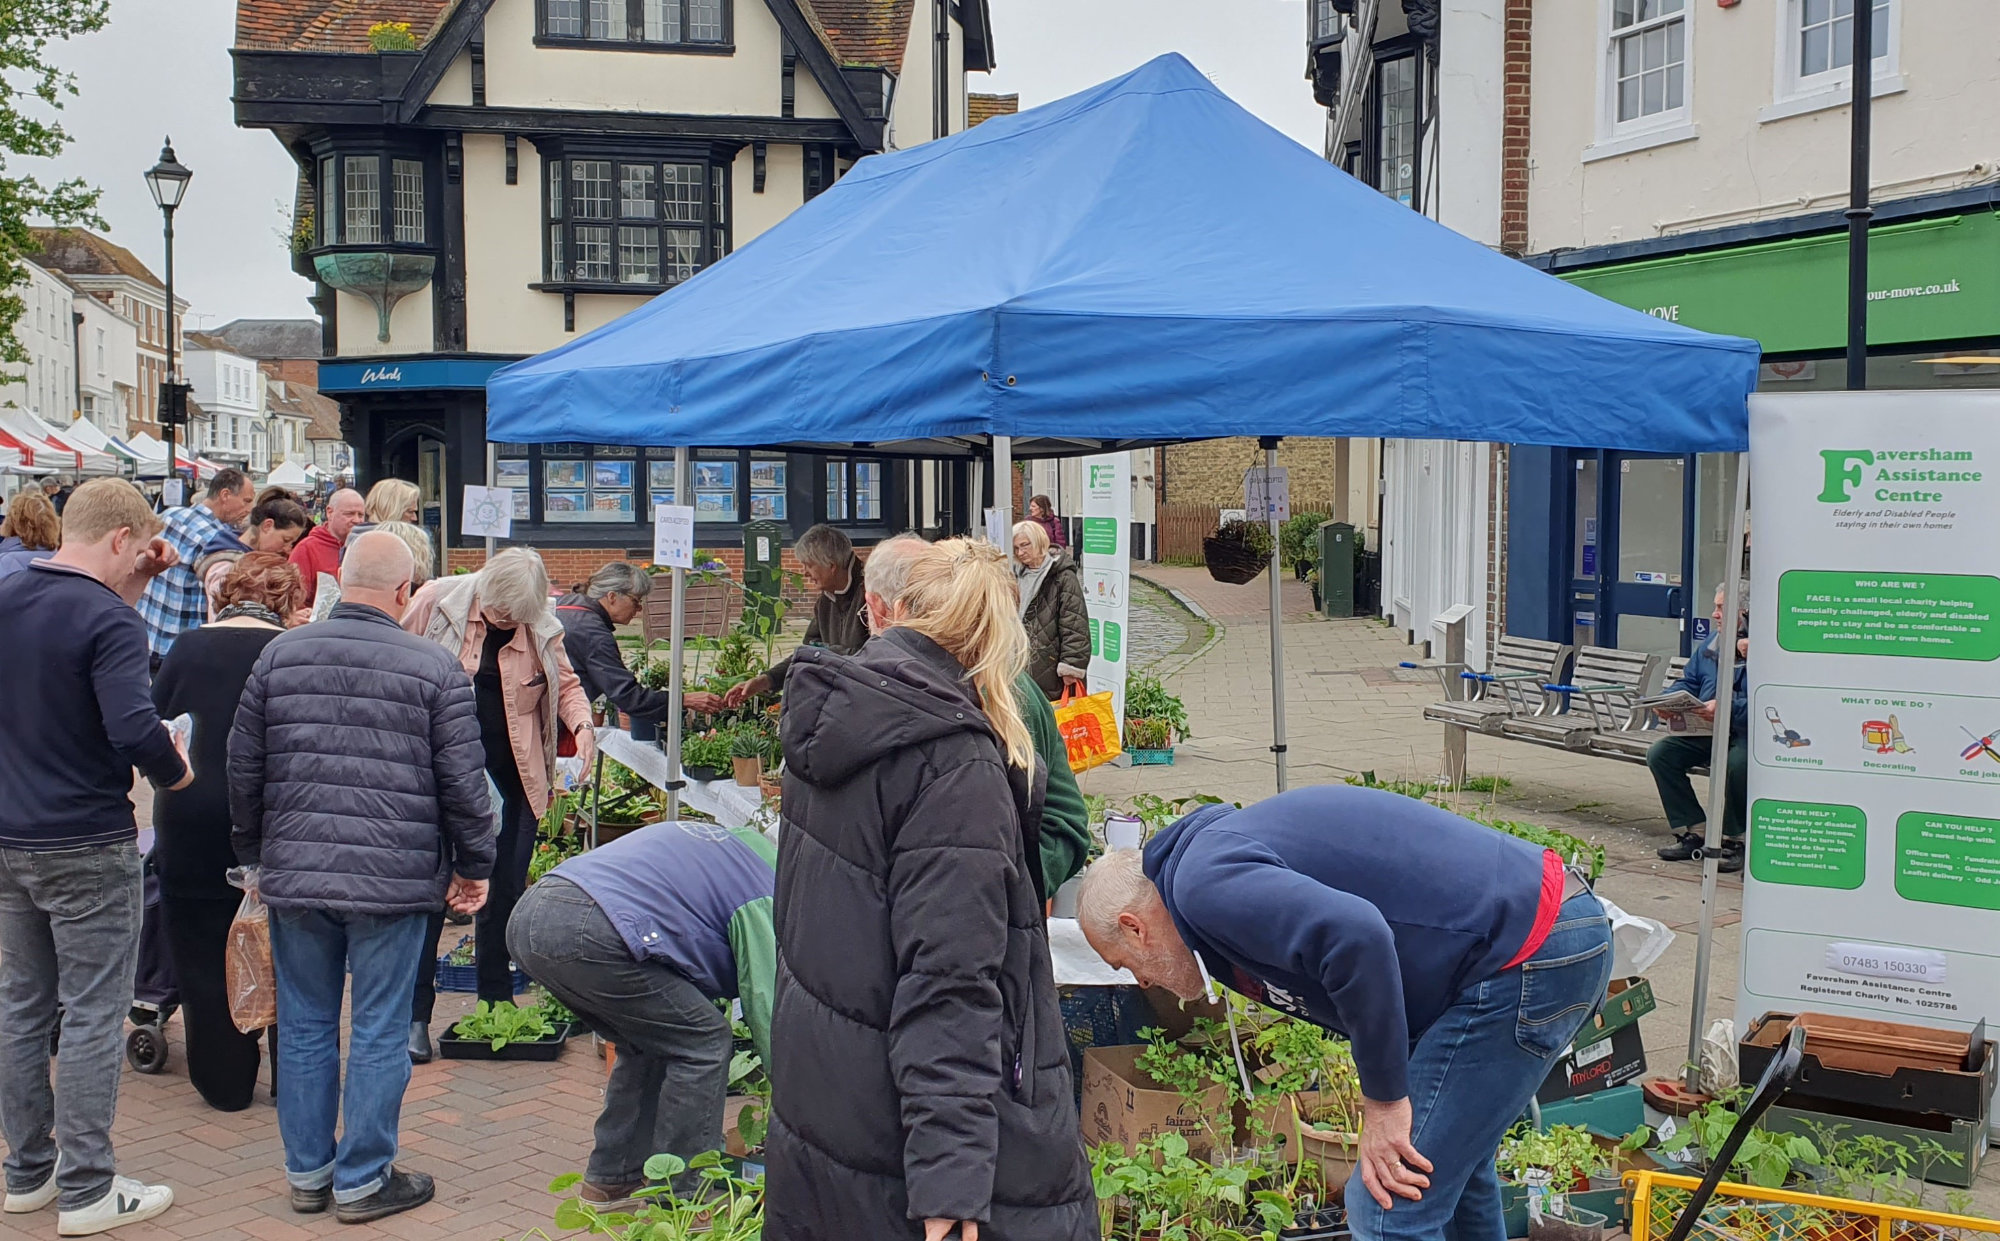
[1569, 452, 1693, 659]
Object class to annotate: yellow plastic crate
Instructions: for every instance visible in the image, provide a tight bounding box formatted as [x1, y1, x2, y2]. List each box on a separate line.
[1627, 1169, 2000, 1241]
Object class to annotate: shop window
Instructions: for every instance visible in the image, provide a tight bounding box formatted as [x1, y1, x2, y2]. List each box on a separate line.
[824, 458, 882, 523]
[691, 453, 740, 522]
[1781, 0, 1893, 103]
[1604, 0, 1687, 133]
[542, 443, 638, 523]
[545, 155, 722, 289]
[748, 454, 786, 521]
[538, 0, 730, 48]
[494, 445, 534, 519]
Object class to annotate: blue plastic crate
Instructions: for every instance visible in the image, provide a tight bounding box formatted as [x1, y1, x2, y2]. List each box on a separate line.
[1128, 749, 1176, 765]
[434, 935, 529, 995]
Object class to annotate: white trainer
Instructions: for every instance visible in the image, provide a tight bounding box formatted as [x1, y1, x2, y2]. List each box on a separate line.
[55, 1178, 173, 1236]
[4, 1156, 63, 1214]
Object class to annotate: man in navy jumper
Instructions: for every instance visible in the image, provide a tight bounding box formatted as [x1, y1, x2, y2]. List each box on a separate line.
[1077, 785, 1614, 1241]
[0, 479, 191, 1235]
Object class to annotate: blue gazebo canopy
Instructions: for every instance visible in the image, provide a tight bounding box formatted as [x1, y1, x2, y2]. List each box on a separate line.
[487, 53, 1758, 456]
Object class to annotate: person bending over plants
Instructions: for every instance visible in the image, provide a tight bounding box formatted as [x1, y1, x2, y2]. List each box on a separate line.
[1075, 784, 1613, 1241]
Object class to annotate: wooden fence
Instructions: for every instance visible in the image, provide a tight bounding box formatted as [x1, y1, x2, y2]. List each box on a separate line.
[1154, 503, 1337, 565]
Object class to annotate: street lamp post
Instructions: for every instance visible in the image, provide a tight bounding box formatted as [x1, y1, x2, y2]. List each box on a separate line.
[145, 139, 192, 503]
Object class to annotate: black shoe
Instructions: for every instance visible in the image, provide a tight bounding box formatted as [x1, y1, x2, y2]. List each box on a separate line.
[291, 1187, 331, 1215]
[335, 1169, 433, 1224]
[445, 910, 473, 926]
[1716, 839, 1745, 874]
[1657, 832, 1704, 862]
[408, 1022, 433, 1065]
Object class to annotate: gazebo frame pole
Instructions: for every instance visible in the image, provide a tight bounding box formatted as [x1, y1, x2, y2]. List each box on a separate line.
[1684, 453, 1749, 1089]
[484, 441, 497, 565]
[992, 435, 1014, 541]
[664, 444, 690, 821]
[1264, 437, 1289, 792]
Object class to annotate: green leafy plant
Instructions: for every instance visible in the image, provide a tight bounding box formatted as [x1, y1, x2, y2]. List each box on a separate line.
[682, 730, 732, 773]
[1795, 1122, 1965, 1211]
[535, 990, 578, 1029]
[367, 20, 418, 50]
[1280, 512, 1326, 575]
[1213, 517, 1274, 562]
[1091, 1133, 1256, 1241]
[729, 729, 767, 762]
[289, 209, 315, 256]
[1658, 1095, 1822, 1189]
[451, 1000, 555, 1051]
[1345, 774, 1605, 881]
[1498, 1124, 1608, 1194]
[1123, 671, 1191, 749]
[577, 759, 661, 827]
[548, 1150, 763, 1241]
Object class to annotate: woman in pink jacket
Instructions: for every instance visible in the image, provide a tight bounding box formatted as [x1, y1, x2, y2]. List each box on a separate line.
[400, 547, 594, 1062]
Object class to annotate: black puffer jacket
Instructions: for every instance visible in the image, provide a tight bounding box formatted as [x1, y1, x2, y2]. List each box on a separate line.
[554, 593, 672, 722]
[765, 628, 1096, 1241]
[1021, 548, 1090, 699]
[228, 602, 497, 914]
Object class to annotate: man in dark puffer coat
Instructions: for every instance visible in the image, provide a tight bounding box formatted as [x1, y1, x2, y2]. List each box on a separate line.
[228, 531, 496, 1224]
[764, 630, 1097, 1241]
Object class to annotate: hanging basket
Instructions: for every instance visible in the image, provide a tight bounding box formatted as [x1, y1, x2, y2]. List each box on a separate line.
[1203, 536, 1268, 585]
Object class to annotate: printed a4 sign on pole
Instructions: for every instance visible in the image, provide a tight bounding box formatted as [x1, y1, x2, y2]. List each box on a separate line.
[1081, 453, 1131, 724]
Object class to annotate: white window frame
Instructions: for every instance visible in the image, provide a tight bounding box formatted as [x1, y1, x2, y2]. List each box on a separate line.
[1598, 0, 1692, 145]
[1766, 0, 1902, 122]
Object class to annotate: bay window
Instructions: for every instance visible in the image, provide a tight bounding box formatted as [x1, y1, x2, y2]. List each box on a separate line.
[312, 147, 431, 248]
[543, 152, 728, 289]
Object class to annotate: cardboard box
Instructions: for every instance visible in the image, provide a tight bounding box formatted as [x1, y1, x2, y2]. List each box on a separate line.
[1538, 1023, 1647, 1104]
[1764, 1103, 1986, 1189]
[1572, 978, 1656, 1051]
[1741, 1013, 1996, 1123]
[1080, 1044, 1233, 1163]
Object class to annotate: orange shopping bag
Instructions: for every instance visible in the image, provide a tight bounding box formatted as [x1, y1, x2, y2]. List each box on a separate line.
[1054, 686, 1122, 774]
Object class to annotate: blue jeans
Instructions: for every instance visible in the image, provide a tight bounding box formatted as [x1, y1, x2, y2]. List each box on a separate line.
[269, 907, 429, 1204]
[1346, 892, 1615, 1241]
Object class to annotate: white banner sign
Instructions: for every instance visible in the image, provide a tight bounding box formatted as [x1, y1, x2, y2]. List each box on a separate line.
[460, 486, 515, 539]
[1743, 392, 2000, 1087]
[652, 503, 696, 568]
[1081, 453, 1132, 723]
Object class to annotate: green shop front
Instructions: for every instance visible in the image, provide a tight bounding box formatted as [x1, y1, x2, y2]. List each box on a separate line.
[1507, 188, 2000, 660]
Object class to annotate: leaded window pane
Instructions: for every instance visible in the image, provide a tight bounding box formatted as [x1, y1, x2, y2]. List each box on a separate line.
[620, 165, 656, 217]
[619, 226, 660, 284]
[572, 160, 612, 219]
[546, 0, 582, 36]
[575, 225, 612, 282]
[662, 164, 704, 223]
[644, 0, 680, 42]
[549, 225, 565, 282]
[664, 228, 701, 283]
[318, 156, 336, 245]
[689, 0, 724, 42]
[342, 156, 380, 244]
[587, 0, 617, 38]
[392, 159, 425, 243]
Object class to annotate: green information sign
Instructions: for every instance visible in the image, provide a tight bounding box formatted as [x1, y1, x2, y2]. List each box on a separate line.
[1776, 570, 2000, 661]
[1750, 799, 1867, 889]
[1100, 620, 1123, 663]
[1082, 517, 1119, 556]
[1896, 811, 2000, 910]
[1088, 616, 1100, 657]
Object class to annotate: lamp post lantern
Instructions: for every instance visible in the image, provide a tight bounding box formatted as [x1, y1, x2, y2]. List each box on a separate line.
[145, 139, 192, 502]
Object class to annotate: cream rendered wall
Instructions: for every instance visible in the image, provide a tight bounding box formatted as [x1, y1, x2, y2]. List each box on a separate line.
[887, 6, 959, 149]
[1528, 0, 2000, 253]
[1437, 0, 1505, 247]
[732, 143, 808, 243]
[336, 288, 433, 357]
[480, 0, 787, 114]
[431, 50, 473, 105]
[794, 62, 837, 120]
[461, 133, 563, 356]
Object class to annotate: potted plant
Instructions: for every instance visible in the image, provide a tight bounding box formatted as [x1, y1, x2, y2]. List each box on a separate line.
[1280, 512, 1323, 581]
[439, 999, 566, 1060]
[682, 730, 732, 783]
[730, 728, 767, 787]
[625, 643, 673, 743]
[549, 1149, 764, 1241]
[577, 760, 666, 843]
[1203, 517, 1274, 585]
[1123, 672, 1190, 765]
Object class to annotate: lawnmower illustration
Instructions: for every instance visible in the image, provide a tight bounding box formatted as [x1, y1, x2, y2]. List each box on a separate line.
[1764, 707, 1810, 749]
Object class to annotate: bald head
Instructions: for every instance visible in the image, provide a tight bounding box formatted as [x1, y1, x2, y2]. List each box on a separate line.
[325, 488, 367, 541]
[340, 530, 416, 618]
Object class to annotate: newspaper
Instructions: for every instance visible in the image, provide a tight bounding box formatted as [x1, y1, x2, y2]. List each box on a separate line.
[1639, 689, 1712, 734]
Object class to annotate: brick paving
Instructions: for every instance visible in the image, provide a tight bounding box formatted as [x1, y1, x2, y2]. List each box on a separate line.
[9, 567, 1994, 1239]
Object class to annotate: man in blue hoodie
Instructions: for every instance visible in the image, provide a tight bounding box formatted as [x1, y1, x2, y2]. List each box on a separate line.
[1077, 785, 1613, 1241]
[1650, 582, 1750, 872]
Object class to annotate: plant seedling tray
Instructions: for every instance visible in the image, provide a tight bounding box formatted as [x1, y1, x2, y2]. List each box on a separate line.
[1502, 1185, 1627, 1238]
[434, 936, 530, 995]
[1762, 1101, 1985, 1188]
[1127, 748, 1176, 765]
[438, 1031, 568, 1062]
[1529, 1082, 1645, 1139]
[684, 764, 729, 783]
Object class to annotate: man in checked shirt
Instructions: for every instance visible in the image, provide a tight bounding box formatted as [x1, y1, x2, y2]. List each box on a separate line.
[136, 467, 255, 672]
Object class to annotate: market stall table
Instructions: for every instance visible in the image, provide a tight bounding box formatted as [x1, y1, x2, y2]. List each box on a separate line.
[595, 726, 776, 834]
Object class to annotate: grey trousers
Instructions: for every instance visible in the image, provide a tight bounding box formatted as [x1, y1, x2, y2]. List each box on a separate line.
[507, 877, 731, 1190]
[0, 842, 143, 1210]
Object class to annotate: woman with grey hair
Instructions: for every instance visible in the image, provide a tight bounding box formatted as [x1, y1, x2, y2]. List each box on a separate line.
[555, 561, 723, 725]
[722, 523, 870, 708]
[400, 547, 595, 1061]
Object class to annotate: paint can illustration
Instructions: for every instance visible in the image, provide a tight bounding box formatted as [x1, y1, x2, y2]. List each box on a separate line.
[1862, 719, 1893, 752]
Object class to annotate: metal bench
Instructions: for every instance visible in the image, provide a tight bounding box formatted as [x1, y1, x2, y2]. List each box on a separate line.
[1501, 645, 1665, 751]
[1408, 636, 1575, 736]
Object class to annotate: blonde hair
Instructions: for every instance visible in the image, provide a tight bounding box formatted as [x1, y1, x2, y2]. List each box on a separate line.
[1, 490, 59, 550]
[365, 477, 422, 525]
[1011, 519, 1049, 559]
[477, 546, 553, 625]
[59, 478, 161, 546]
[375, 520, 436, 585]
[894, 537, 1031, 769]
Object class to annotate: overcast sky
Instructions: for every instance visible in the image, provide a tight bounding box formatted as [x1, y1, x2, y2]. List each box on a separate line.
[29, 0, 1322, 325]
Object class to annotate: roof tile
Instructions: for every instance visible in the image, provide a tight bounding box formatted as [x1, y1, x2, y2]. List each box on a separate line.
[967, 91, 1017, 126]
[801, 0, 915, 70]
[235, 0, 454, 53]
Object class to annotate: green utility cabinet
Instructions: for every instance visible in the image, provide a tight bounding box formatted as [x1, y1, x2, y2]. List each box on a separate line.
[1319, 521, 1356, 618]
[742, 520, 785, 626]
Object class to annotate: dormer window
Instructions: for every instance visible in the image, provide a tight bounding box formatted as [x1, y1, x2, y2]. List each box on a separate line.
[538, 0, 731, 50]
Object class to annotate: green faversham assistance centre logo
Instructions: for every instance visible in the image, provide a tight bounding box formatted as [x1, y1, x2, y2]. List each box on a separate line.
[1818, 448, 1983, 504]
